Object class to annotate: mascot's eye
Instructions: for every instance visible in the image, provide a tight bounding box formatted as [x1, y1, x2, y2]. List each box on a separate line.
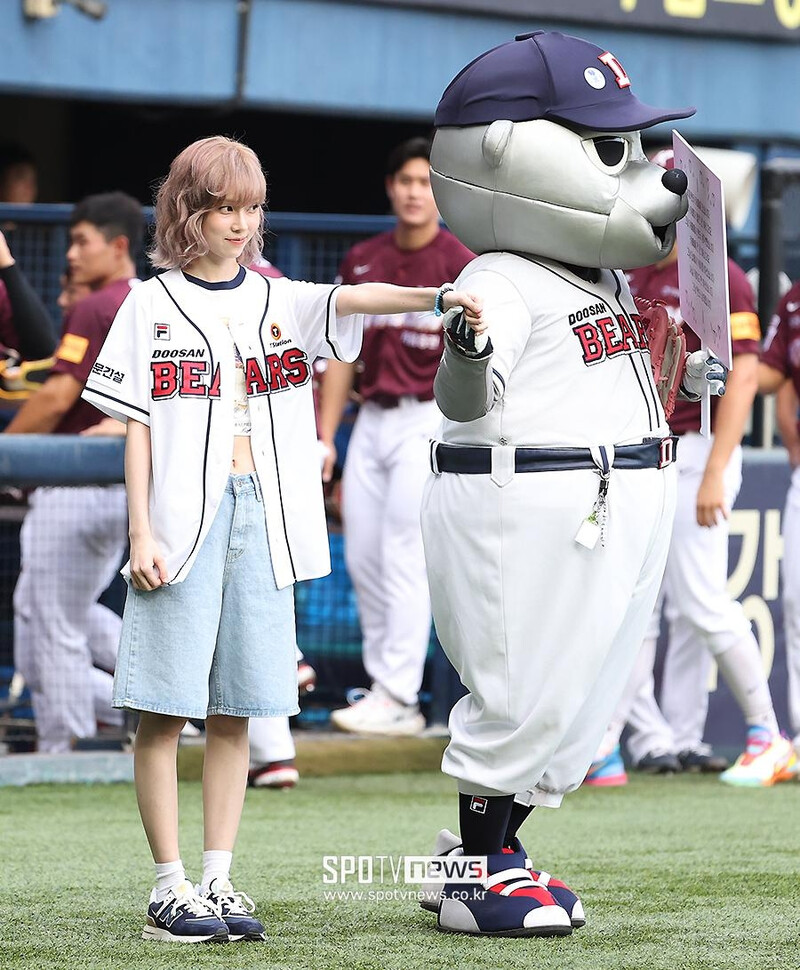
[582, 136, 630, 175]
[594, 138, 626, 167]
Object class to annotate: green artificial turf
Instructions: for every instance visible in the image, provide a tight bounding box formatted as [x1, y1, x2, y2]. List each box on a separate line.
[1, 772, 798, 970]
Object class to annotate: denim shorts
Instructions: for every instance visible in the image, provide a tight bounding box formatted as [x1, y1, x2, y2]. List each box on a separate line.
[113, 474, 300, 719]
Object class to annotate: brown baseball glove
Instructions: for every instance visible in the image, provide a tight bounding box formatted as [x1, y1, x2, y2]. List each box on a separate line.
[635, 298, 686, 419]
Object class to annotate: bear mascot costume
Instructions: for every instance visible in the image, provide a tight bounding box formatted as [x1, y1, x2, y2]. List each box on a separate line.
[418, 29, 724, 938]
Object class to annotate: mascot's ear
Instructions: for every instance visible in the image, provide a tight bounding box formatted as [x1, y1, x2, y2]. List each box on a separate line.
[481, 121, 513, 169]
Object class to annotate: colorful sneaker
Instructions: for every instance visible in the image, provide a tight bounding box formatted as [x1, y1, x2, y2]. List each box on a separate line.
[437, 844, 572, 937]
[584, 745, 628, 787]
[199, 878, 265, 942]
[248, 760, 299, 789]
[297, 661, 317, 695]
[719, 727, 797, 787]
[330, 684, 425, 736]
[420, 829, 585, 928]
[142, 881, 229, 943]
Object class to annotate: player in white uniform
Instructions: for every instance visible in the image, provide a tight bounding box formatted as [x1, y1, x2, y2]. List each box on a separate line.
[415, 31, 727, 939]
[82, 136, 481, 943]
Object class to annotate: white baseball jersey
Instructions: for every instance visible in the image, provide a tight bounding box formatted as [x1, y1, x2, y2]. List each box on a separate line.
[435, 253, 670, 447]
[421, 251, 676, 801]
[82, 267, 363, 589]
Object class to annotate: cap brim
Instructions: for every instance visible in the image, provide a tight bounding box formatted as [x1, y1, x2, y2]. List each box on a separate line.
[549, 96, 696, 133]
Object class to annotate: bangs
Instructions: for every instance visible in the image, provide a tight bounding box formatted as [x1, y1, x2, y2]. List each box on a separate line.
[189, 138, 266, 210]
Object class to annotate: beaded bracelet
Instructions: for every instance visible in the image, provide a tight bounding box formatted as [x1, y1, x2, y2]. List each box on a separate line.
[434, 283, 454, 317]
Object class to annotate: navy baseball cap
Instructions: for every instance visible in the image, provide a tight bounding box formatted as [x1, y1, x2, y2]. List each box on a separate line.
[435, 30, 695, 132]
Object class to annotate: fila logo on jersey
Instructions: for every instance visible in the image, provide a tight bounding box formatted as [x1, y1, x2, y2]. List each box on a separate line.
[569, 304, 648, 366]
[150, 348, 311, 400]
[154, 323, 170, 340]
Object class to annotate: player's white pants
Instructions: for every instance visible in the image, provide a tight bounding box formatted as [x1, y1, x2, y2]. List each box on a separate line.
[342, 399, 439, 706]
[13, 485, 128, 753]
[248, 716, 296, 765]
[781, 466, 800, 746]
[422, 461, 676, 805]
[625, 435, 750, 759]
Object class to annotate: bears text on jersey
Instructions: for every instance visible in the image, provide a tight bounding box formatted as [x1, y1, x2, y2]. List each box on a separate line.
[150, 347, 311, 400]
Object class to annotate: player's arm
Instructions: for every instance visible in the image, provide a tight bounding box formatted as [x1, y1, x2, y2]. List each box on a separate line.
[335, 283, 484, 331]
[775, 381, 800, 468]
[317, 359, 356, 483]
[126, 418, 168, 590]
[3, 372, 81, 433]
[696, 351, 758, 527]
[0, 229, 58, 359]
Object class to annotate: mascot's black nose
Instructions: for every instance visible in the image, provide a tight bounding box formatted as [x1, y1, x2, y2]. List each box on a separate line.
[662, 168, 688, 196]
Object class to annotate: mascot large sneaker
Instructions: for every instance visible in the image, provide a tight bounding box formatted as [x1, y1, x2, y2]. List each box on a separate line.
[436, 842, 572, 937]
[719, 727, 797, 787]
[421, 829, 585, 930]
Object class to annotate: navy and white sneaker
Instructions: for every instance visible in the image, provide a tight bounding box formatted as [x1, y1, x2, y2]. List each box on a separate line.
[421, 828, 585, 928]
[198, 878, 266, 942]
[437, 845, 572, 937]
[142, 881, 229, 943]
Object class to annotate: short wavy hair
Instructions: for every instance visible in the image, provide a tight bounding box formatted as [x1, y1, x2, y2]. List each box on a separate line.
[150, 136, 267, 270]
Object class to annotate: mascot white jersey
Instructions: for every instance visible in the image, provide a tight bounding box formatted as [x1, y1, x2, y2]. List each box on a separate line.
[417, 29, 721, 939]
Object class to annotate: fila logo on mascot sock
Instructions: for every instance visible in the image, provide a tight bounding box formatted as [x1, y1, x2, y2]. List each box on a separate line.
[150, 348, 311, 400]
[569, 308, 649, 366]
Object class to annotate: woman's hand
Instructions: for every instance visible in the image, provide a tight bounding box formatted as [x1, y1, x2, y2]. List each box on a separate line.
[443, 290, 485, 333]
[129, 533, 169, 590]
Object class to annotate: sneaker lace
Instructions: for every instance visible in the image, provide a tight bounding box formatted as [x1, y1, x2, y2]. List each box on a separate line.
[214, 885, 256, 916]
[172, 886, 218, 918]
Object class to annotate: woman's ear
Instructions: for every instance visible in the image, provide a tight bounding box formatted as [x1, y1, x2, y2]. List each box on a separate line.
[481, 121, 514, 169]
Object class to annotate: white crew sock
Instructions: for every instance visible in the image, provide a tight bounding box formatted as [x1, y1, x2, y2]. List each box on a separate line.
[154, 860, 187, 901]
[715, 636, 780, 736]
[201, 850, 233, 893]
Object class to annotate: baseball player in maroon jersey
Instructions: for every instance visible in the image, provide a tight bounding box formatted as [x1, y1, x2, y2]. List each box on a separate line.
[586, 152, 794, 787]
[9, 191, 144, 753]
[759, 278, 800, 771]
[320, 137, 473, 735]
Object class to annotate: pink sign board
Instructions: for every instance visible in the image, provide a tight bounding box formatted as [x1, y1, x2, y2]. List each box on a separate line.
[673, 131, 733, 371]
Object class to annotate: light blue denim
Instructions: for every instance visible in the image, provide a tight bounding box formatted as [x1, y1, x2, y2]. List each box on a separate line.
[113, 474, 300, 719]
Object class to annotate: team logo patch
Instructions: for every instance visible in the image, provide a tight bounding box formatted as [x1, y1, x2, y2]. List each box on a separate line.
[584, 67, 606, 90]
[270, 323, 282, 341]
[469, 796, 488, 815]
[598, 51, 631, 89]
[154, 323, 170, 340]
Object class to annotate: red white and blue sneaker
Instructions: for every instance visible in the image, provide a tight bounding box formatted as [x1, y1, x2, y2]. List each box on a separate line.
[420, 828, 584, 929]
[198, 878, 266, 942]
[584, 745, 628, 787]
[142, 881, 229, 943]
[437, 844, 572, 937]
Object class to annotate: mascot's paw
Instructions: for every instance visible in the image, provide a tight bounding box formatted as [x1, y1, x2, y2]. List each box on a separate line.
[442, 307, 492, 359]
[681, 350, 727, 401]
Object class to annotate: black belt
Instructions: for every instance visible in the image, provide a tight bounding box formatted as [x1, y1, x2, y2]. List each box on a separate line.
[431, 436, 678, 474]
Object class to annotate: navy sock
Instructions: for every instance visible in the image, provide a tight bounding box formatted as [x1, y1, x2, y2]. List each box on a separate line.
[458, 792, 515, 856]
[504, 802, 534, 847]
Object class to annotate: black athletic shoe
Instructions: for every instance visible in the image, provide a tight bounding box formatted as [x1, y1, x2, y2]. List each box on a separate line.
[677, 748, 730, 773]
[635, 750, 682, 774]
